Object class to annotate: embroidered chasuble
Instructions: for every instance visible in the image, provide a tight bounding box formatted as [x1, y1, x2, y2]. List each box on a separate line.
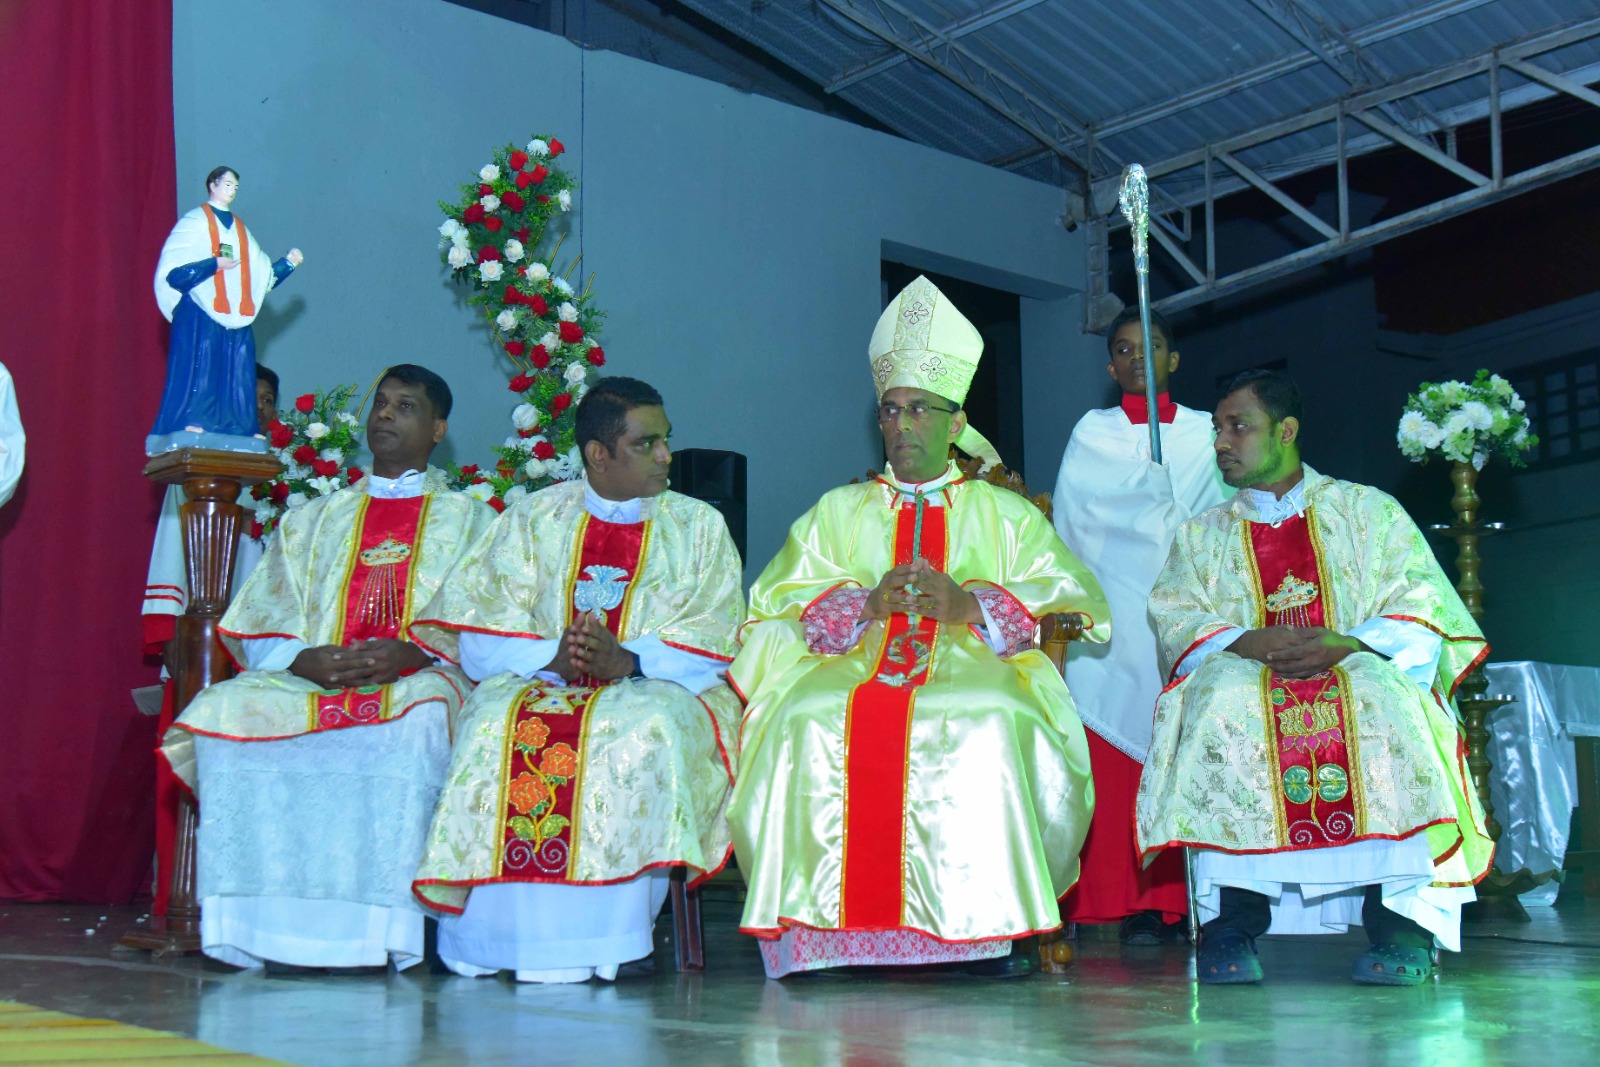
[161, 468, 494, 788]
[1136, 468, 1492, 887]
[409, 479, 744, 912]
[729, 462, 1110, 943]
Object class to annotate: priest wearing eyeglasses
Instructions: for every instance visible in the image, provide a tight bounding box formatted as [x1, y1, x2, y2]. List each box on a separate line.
[728, 276, 1109, 979]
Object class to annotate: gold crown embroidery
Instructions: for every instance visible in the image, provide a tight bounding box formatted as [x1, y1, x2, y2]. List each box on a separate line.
[359, 538, 413, 567]
[1265, 571, 1318, 614]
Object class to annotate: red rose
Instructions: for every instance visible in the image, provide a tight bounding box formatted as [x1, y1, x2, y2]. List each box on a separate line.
[528, 294, 549, 315]
[532, 440, 556, 460]
[515, 170, 534, 190]
[496, 458, 514, 474]
[535, 195, 549, 204]
[549, 138, 565, 156]
[292, 444, 317, 464]
[587, 346, 606, 366]
[462, 203, 485, 223]
[514, 227, 531, 241]
[478, 245, 501, 262]
[529, 344, 550, 369]
[503, 285, 522, 305]
[484, 216, 503, 232]
[509, 373, 533, 392]
[311, 458, 338, 477]
[504, 340, 525, 358]
[509, 150, 528, 170]
[501, 190, 526, 212]
[528, 164, 549, 185]
[517, 427, 535, 439]
[478, 183, 493, 195]
[460, 464, 480, 478]
[249, 520, 264, 540]
[550, 392, 572, 415]
[488, 496, 507, 513]
[347, 466, 364, 482]
[294, 394, 315, 413]
[269, 481, 290, 504]
[268, 420, 292, 448]
[558, 321, 584, 344]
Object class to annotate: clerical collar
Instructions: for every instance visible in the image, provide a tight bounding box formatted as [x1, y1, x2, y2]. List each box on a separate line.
[1237, 477, 1307, 524]
[583, 480, 649, 524]
[1120, 391, 1177, 425]
[884, 461, 960, 496]
[366, 469, 425, 499]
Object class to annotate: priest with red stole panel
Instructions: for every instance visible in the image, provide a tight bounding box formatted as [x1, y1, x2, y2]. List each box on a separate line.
[161, 365, 495, 972]
[1137, 369, 1491, 986]
[729, 277, 1109, 979]
[409, 377, 743, 984]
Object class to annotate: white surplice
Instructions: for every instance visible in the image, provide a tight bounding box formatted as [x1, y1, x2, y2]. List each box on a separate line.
[436, 481, 725, 984]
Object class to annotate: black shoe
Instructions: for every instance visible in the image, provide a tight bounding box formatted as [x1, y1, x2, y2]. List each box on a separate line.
[1119, 911, 1166, 946]
[954, 954, 1033, 979]
[615, 956, 658, 979]
[1196, 928, 1263, 985]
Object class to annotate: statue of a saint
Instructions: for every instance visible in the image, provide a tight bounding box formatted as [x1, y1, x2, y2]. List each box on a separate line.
[148, 166, 303, 455]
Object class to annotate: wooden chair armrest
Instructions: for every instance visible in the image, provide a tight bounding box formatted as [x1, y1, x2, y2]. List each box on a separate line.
[1040, 612, 1085, 675]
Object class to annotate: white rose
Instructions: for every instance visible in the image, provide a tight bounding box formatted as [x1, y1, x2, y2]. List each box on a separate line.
[526, 262, 550, 282]
[1416, 419, 1443, 449]
[504, 239, 525, 263]
[451, 228, 470, 250]
[551, 276, 573, 296]
[318, 448, 344, 464]
[523, 457, 549, 479]
[479, 164, 500, 183]
[503, 484, 529, 506]
[558, 189, 572, 212]
[1397, 411, 1428, 444]
[463, 481, 495, 502]
[564, 362, 587, 386]
[503, 435, 522, 449]
[527, 139, 549, 158]
[1512, 395, 1526, 412]
[305, 421, 330, 441]
[512, 403, 540, 431]
[479, 261, 503, 282]
[438, 218, 462, 239]
[557, 302, 578, 322]
[496, 309, 518, 332]
[480, 194, 500, 212]
[540, 331, 560, 351]
[286, 462, 311, 481]
[285, 492, 309, 510]
[337, 411, 359, 426]
[447, 244, 472, 270]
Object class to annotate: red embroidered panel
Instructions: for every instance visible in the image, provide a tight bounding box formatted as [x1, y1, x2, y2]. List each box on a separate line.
[968, 584, 1035, 657]
[566, 514, 650, 688]
[336, 496, 428, 645]
[1244, 515, 1365, 846]
[840, 503, 947, 929]
[1245, 512, 1329, 629]
[496, 684, 593, 880]
[1263, 666, 1365, 845]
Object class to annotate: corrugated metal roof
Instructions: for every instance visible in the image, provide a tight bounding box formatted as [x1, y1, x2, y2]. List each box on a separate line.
[673, 0, 1600, 186]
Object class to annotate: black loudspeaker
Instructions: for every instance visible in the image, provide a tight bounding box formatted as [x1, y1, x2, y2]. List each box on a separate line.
[669, 448, 747, 565]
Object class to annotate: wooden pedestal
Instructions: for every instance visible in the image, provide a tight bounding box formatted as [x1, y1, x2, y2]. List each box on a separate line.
[118, 448, 281, 956]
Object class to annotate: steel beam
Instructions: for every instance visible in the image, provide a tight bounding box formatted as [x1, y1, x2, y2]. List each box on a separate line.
[809, 0, 1098, 178]
[825, 0, 1050, 93]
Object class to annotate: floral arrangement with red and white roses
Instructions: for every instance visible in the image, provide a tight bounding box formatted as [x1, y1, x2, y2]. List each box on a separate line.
[251, 385, 364, 537]
[437, 134, 606, 507]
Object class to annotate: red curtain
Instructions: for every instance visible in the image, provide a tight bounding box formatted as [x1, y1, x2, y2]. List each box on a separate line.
[0, 0, 174, 900]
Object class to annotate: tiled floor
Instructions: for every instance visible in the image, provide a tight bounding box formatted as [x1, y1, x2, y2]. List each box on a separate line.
[1, 892, 1596, 1065]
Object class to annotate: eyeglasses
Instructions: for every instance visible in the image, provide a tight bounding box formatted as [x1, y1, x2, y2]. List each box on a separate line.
[877, 401, 957, 423]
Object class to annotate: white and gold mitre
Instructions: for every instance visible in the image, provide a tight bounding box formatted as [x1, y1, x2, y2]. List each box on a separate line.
[869, 275, 982, 405]
[868, 275, 1002, 469]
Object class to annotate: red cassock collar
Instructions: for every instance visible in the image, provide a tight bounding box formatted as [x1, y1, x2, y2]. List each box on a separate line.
[1121, 391, 1177, 425]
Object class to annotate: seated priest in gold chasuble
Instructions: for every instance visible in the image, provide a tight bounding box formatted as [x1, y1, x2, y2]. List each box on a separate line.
[160, 365, 496, 972]
[408, 377, 744, 985]
[728, 276, 1110, 979]
[1135, 369, 1491, 987]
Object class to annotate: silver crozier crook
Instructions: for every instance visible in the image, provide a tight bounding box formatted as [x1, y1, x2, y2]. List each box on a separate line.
[1118, 164, 1164, 466]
